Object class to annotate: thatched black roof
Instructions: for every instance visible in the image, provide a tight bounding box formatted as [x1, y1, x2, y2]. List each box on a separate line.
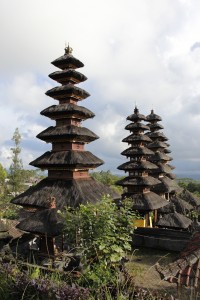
[146, 132, 168, 141]
[146, 123, 164, 130]
[46, 84, 90, 101]
[127, 191, 168, 211]
[163, 148, 171, 153]
[167, 164, 175, 170]
[37, 125, 99, 143]
[179, 189, 200, 206]
[150, 152, 172, 162]
[158, 201, 174, 214]
[125, 123, 149, 131]
[122, 134, 152, 143]
[148, 141, 169, 149]
[49, 69, 87, 85]
[151, 176, 181, 194]
[116, 176, 160, 186]
[16, 208, 64, 237]
[127, 107, 146, 122]
[146, 110, 162, 122]
[156, 232, 200, 288]
[51, 53, 84, 70]
[121, 146, 154, 157]
[41, 103, 95, 120]
[11, 177, 119, 209]
[170, 195, 194, 214]
[150, 163, 173, 174]
[166, 173, 176, 179]
[157, 212, 192, 229]
[30, 150, 104, 169]
[118, 160, 158, 171]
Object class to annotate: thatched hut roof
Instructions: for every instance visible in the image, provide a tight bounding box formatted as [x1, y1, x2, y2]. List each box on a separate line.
[146, 131, 168, 141]
[146, 110, 162, 122]
[127, 191, 168, 211]
[127, 107, 146, 122]
[166, 173, 176, 179]
[150, 152, 172, 162]
[150, 163, 173, 174]
[45, 84, 90, 101]
[148, 141, 169, 150]
[156, 232, 200, 288]
[167, 164, 175, 170]
[179, 189, 200, 206]
[158, 195, 193, 215]
[49, 69, 87, 85]
[171, 195, 194, 214]
[41, 103, 95, 120]
[116, 176, 160, 186]
[146, 123, 164, 130]
[51, 53, 84, 70]
[158, 201, 174, 214]
[37, 125, 99, 143]
[122, 134, 152, 143]
[121, 146, 154, 157]
[11, 177, 119, 209]
[163, 148, 171, 153]
[157, 212, 192, 229]
[118, 160, 158, 171]
[152, 176, 181, 194]
[125, 123, 149, 131]
[30, 150, 104, 169]
[16, 208, 64, 237]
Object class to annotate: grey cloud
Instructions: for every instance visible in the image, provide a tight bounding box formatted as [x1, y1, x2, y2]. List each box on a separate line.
[191, 42, 200, 52]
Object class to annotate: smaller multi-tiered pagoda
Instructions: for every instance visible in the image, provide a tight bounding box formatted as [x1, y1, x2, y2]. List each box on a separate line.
[145, 110, 181, 199]
[117, 107, 167, 226]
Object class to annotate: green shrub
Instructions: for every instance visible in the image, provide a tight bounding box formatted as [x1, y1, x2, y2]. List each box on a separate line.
[62, 196, 136, 290]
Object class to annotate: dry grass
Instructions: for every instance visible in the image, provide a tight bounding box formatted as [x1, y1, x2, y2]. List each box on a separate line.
[126, 247, 198, 299]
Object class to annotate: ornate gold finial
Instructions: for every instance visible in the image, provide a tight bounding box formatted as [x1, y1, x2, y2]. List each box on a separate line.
[65, 42, 73, 54]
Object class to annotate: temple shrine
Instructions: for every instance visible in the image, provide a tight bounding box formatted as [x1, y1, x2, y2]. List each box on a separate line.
[117, 107, 167, 227]
[11, 46, 119, 256]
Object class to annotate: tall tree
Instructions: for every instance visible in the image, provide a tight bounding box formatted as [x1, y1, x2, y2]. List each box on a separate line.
[9, 128, 23, 196]
[0, 163, 7, 196]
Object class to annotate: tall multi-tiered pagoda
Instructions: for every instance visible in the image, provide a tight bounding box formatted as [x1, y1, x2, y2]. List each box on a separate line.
[11, 46, 119, 212]
[145, 110, 181, 199]
[117, 107, 167, 226]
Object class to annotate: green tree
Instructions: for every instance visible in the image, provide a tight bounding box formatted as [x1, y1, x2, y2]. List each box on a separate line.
[90, 170, 124, 193]
[9, 128, 23, 196]
[0, 163, 7, 196]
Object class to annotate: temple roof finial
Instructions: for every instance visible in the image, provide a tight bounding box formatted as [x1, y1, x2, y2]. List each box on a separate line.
[65, 42, 73, 54]
[134, 105, 139, 114]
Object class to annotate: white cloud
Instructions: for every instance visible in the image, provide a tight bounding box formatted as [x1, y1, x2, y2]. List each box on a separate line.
[0, 0, 200, 177]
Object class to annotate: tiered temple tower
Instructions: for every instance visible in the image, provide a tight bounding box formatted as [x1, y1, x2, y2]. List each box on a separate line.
[117, 107, 167, 226]
[11, 46, 118, 212]
[145, 110, 181, 200]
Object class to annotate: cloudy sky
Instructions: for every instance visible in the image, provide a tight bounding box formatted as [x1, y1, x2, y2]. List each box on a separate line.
[1, 0, 200, 178]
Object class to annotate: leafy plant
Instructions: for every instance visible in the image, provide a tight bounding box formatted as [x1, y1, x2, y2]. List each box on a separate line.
[62, 196, 136, 289]
[0, 261, 89, 300]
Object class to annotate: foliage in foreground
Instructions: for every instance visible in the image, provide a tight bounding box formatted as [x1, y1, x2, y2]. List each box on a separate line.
[0, 260, 178, 300]
[62, 196, 135, 289]
[0, 261, 89, 300]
